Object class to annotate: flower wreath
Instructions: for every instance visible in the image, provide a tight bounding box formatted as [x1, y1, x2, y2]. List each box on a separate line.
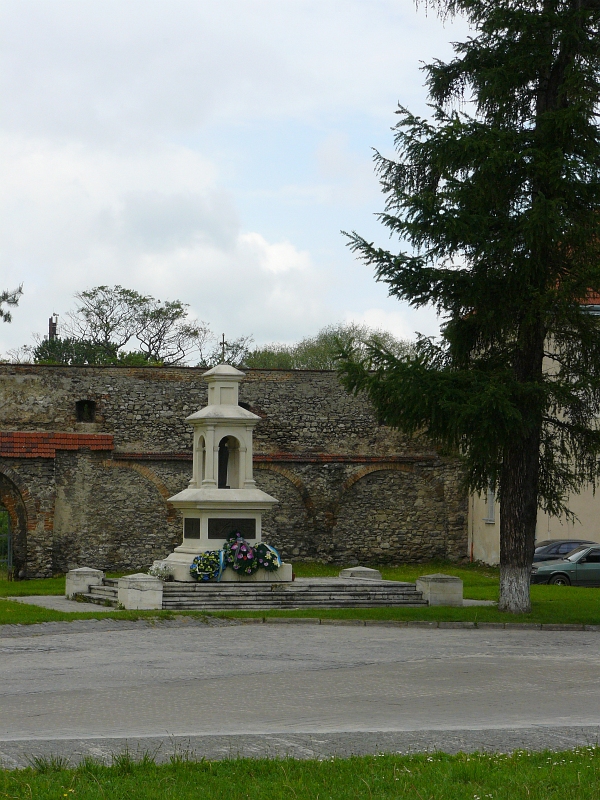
[189, 532, 282, 581]
[223, 531, 260, 575]
[190, 550, 224, 581]
[255, 541, 282, 572]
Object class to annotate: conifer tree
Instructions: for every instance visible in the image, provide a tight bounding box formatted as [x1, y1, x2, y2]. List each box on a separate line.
[340, 0, 600, 612]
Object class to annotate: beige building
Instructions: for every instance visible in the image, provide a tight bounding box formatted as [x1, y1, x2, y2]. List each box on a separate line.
[469, 485, 600, 565]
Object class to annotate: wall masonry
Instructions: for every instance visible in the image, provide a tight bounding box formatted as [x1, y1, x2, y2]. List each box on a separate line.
[0, 364, 467, 576]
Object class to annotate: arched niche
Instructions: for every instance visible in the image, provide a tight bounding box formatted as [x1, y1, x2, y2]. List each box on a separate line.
[217, 435, 241, 489]
[0, 472, 28, 578]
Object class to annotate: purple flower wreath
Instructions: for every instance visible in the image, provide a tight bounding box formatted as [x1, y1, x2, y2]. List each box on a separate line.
[223, 531, 261, 576]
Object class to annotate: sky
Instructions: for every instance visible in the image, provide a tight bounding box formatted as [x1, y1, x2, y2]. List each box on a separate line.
[0, 0, 470, 358]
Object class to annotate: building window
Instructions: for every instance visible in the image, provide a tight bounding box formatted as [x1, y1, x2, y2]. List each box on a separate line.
[75, 400, 96, 423]
[483, 488, 496, 524]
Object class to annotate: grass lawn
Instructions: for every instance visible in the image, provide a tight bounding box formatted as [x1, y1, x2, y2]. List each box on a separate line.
[1, 748, 599, 799]
[0, 561, 599, 626]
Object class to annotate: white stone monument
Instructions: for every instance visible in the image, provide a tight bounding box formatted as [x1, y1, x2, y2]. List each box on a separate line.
[155, 364, 292, 582]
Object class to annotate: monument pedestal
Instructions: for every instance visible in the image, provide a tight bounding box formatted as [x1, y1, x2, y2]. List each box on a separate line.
[154, 552, 292, 583]
[158, 363, 291, 583]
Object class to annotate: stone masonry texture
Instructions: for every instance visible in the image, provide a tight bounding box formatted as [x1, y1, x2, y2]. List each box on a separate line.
[0, 365, 467, 576]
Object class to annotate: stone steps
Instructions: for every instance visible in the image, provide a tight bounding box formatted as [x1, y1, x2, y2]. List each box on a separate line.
[162, 579, 426, 610]
[83, 584, 119, 607]
[76, 577, 427, 611]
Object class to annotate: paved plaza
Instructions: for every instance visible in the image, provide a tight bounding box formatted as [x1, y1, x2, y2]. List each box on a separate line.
[1, 618, 599, 766]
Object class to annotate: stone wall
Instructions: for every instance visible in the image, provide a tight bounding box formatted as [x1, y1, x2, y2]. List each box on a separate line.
[0, 364, 467, 576]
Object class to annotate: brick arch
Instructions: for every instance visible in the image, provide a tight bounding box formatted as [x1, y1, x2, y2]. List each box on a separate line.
[341, 462, 414, 494]
[0, 465, 34, 577]
[101, 460, 178, 522]
[331, 463, 415, 522]
[254, 463, 315, 516]
[331, 463, 447, 564]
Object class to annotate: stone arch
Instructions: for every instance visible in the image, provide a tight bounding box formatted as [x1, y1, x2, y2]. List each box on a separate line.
[255, 463, 315, 516]
[254, 464, 315, 559]
[0, 466, 33, 577]
[331, 464, 447, 564]
[101, 460, 178, 522]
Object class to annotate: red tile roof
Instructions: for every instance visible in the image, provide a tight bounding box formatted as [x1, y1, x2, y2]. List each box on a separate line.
[0, 432, 114, 458]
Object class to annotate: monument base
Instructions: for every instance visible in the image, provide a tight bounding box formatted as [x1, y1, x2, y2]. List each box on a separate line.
[154, 551, 293, 583]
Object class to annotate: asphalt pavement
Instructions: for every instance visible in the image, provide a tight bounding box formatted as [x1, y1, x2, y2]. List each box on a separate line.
[1, 617, 599, 766]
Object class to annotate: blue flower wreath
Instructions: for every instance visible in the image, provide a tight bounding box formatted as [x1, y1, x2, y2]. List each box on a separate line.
[190, 550, 224, 581]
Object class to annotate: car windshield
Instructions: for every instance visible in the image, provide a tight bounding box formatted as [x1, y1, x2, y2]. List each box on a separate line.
[566, 546, 589, 562]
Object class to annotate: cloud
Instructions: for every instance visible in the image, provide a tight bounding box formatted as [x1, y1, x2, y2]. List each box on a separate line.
[0, 134, 329, 352]
[0, 0, 469, 143]
[0, 1, 466, 354]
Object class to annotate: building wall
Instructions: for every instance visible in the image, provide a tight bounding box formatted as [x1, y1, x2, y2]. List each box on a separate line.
[468, 487, 600, 566]
[0, 364, 468, 576]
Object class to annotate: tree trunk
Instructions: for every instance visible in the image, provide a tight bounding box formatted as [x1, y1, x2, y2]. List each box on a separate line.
[498, 426, 540, 613]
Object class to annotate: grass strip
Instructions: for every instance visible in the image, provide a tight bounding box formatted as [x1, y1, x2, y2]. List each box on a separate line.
[1, 747, 599, 799]
[0, 562, 598, 626]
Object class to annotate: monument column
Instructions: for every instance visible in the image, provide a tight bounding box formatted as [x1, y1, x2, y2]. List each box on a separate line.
[203, 424, 217, 486]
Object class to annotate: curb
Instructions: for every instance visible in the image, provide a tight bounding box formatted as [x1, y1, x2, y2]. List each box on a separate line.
[246, 618, 600, 630]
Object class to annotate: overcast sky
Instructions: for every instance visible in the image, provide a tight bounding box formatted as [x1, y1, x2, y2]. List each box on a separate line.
[0, 0, 469, 357]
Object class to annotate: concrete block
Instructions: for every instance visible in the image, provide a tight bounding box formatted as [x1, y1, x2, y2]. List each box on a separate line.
[339, 566, 382, 580]
[416, 573, 463, 607]
[65, 567, 105, 599]
[406, 621, 438, 628]
[541, 624, 584, 631]
[504, 623, 542, 629]
[117, 573, 163, 610]
[439, 621, 476, 629]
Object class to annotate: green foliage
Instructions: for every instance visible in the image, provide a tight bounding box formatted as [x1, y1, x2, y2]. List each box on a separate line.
[246, 323, 411, 369]
[32, 337, 162, 366]
[340, 0, 600, 524]
[2, 747, 600, 799]
[0, 284, 22, 324]
[33, 286, 213, 366]
[198, 335, 255, 368]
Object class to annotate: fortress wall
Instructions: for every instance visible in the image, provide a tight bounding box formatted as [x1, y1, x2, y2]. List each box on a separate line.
[0, 365, 467, 575]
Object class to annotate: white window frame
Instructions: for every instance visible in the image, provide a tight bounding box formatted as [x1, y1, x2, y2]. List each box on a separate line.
[483, 488, 496, 524]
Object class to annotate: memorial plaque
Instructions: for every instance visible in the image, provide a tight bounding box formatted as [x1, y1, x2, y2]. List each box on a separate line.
[184, 518, 200, 539]
[208, 518, 256, 540]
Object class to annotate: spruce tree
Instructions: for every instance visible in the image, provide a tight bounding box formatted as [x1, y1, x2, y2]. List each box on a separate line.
[340, 0, 600, 612]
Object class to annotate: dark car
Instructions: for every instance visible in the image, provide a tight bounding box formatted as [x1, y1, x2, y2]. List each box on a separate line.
[530, 545, 600, 586]
[533, 539, 596, 563]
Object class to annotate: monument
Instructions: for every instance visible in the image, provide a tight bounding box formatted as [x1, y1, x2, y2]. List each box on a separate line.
[155, 363, 292, 582]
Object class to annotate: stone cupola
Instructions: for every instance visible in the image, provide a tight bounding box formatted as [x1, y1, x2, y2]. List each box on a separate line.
[184, 364, 259, 491]
[161, 364, 289, 582]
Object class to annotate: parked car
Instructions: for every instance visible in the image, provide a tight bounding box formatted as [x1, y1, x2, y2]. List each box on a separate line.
[533, 539, 596, 563]
[530, 545, 600, 586]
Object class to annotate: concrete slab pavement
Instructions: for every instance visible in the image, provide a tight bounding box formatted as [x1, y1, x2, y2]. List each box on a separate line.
[0, 618, 599, 766]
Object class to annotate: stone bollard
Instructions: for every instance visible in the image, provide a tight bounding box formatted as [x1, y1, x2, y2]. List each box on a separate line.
[416, 573, 463, 607]
[117, 573, 163, 610]
[339, 566, 383, 580]
[65, 567, 105, 599]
